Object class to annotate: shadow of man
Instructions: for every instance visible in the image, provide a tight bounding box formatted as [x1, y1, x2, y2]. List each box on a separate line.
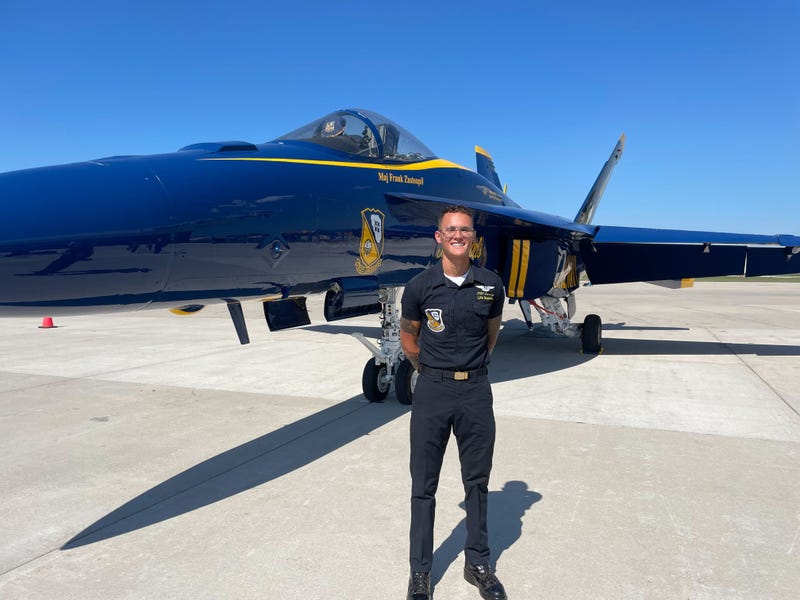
[431, 480, 542, 586]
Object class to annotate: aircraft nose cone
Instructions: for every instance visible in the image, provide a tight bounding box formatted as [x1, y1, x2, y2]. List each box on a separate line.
[0, 161, 172, 314]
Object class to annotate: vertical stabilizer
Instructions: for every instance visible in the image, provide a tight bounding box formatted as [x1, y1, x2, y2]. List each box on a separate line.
[574, 134, 625, 224]
[475, 146, 502, 190]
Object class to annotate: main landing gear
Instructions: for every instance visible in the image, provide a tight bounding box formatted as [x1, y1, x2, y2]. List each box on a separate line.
[354, 287, 602, 404]
[353, 287, 417, 405]
[517, 291, 603, 354]
[580, 313, 602, 354]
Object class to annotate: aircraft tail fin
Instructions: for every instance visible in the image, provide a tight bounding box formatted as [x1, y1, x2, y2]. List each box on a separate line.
[574, 134, 625, 224]
[475, 146, 502, 190]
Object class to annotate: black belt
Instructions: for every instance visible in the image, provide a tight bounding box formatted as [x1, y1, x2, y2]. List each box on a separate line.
[419, 365, 488, 381]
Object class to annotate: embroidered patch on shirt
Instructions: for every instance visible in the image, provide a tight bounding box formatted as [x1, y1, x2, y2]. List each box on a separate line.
[476, 284, 496, 302]
[424, 308, 445, 332]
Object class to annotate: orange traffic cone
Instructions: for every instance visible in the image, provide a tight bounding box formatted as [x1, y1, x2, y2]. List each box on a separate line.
[38, 316, 56, 329]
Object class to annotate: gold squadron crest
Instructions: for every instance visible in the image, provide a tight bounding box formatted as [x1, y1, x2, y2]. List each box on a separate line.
[424, 308, 445, 332]
[355, 208, 385, 274]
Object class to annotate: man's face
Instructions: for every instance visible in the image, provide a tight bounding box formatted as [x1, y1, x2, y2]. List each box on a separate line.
[435, 211, 475, 262]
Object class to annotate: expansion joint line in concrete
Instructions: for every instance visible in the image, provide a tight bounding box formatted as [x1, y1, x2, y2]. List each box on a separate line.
[706, 328, 800, 419]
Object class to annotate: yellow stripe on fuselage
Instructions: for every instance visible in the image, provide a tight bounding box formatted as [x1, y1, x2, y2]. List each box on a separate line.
[200, 157, 470, 172]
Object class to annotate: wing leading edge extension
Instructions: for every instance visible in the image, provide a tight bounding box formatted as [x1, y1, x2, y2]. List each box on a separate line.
[385, 193, 596, 240]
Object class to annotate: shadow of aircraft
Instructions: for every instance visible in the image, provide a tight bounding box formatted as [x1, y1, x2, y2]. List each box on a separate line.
[431, 481, 542, 586]
[499, 318, 799, 358]
[303, 317, 799, 392]
[602, 336, 800, 356]
[62, 396, 408, 549]
[302, 323, 384, 338]
[306, 319, 599, 383]
[63, 316, 796, 549]
[307, 318, 800, 365]
[601, 322, 690, 331]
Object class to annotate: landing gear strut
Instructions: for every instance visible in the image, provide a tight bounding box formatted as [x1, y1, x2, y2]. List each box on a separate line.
[353, 287, 416, 403]
[517, 291, 603, 354]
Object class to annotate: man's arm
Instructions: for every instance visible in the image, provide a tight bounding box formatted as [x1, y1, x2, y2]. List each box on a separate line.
[400, 317, 422, 370]
[486, 315, 502, 354]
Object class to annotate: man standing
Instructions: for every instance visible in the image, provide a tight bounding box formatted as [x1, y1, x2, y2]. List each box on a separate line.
[400, 205, 508, 600]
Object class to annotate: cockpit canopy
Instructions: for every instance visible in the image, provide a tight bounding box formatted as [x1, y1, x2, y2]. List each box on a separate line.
[275, 109, 436, 162]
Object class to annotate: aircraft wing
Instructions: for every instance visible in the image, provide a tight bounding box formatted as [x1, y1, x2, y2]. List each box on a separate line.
[583, 225, 800, 282]
[386, 193, 800, 282]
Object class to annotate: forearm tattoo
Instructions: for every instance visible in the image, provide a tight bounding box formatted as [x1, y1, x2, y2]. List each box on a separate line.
[400, 318, 421, 370]
[400, 318, 421, 335]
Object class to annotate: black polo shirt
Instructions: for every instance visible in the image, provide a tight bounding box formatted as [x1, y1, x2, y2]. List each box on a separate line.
[401, 261, 504, 371]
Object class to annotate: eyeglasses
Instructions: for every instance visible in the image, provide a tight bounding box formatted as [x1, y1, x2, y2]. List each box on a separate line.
[439, 226, 475, 237]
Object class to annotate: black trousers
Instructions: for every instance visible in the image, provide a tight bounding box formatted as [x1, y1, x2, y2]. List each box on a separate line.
[409, 370, 496, 573]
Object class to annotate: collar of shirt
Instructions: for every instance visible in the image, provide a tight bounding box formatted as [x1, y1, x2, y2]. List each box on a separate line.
[429, 260, 493, 288]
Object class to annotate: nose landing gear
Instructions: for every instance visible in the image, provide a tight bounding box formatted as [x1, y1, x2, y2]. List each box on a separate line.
[353, 287, 416, 404]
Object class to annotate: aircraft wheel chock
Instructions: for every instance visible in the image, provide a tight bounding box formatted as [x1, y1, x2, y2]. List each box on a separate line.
[581, 313, 602, 354]
[362, 359, 390, 402]
[395, 358, 418, 405]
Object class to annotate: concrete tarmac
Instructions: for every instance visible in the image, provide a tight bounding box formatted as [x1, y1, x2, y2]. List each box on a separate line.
[0, 281, 798, 599]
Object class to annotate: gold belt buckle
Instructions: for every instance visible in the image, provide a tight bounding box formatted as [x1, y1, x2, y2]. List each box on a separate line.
[454, 371, 469, 381]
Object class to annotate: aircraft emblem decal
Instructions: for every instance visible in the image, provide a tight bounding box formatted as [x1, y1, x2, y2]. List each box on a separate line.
[424, 308, 445, 332]
[469, 235, 484, 260]
[435, 235, 484, 260]
[355, 208, 385, 274]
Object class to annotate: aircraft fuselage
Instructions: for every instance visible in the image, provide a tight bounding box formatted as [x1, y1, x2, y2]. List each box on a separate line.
[0, 137, 561, 315]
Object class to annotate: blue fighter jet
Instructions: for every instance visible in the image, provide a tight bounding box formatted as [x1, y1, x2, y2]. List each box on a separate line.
[1, 108, 798, 403]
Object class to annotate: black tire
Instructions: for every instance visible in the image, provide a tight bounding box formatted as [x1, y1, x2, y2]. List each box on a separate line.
[581, 313, 602, 354]
[395, 358, 418, 405]
[362, 359, 390, 402]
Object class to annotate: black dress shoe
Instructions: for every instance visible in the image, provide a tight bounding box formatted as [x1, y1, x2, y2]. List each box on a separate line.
[407, 571, 431, 600]
[464, 562, 507, 600]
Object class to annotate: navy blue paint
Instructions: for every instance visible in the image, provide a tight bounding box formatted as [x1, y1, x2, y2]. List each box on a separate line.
[1, 109, 798, 316]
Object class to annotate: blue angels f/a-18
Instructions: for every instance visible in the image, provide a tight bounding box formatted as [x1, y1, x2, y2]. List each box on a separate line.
[1, 108, 799, 403]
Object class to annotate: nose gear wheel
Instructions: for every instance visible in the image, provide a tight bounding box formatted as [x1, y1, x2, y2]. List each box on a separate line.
[353, 287, 417, 403]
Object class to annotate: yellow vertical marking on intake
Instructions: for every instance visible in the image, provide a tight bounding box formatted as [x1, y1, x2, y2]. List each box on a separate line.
[516, 241, 531, 297]
[508, 240, 521, 298]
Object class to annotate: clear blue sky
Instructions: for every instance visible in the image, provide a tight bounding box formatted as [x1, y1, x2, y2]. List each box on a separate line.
[3, 1, 798, 234]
